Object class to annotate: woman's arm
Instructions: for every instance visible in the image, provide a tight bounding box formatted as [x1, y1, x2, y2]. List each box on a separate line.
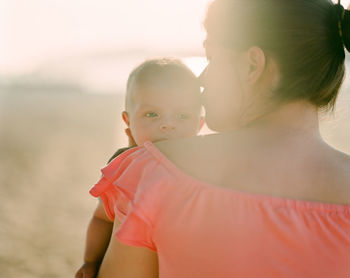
[97, 219, 158, 278]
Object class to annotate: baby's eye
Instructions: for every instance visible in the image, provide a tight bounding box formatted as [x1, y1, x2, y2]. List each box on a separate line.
[178, 113, 190, 120]
[145, 112, 159, 118]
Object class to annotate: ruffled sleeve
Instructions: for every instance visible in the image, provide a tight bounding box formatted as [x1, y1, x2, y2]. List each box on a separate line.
[89, 146, 158, 251]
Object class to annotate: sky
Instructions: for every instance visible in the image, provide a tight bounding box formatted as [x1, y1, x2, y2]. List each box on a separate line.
[1, 0, 348, 76]
[1, 0, 210, 74]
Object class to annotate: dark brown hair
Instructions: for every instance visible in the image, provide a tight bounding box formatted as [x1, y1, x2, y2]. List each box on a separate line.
[204, 0, 350, 111]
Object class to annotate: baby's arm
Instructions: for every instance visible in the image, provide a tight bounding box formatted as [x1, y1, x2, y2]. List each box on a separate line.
[75, 201, 113, 278]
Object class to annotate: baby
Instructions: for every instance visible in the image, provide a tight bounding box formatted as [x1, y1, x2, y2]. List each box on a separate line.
[75, 58, 204, 278]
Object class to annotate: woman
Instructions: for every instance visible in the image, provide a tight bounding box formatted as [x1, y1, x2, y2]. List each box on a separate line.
[92, 0, 350, 277]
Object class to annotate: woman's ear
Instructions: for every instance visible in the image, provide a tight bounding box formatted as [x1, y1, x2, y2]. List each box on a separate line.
[122, 111, 130, 126]
[244, 46, 266, 85]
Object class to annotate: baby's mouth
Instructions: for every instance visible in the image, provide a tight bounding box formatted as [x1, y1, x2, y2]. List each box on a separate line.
[155, 136, 172, 142]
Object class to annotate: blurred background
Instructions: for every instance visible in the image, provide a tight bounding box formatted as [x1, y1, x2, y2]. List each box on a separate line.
[1, 0, 350, 277]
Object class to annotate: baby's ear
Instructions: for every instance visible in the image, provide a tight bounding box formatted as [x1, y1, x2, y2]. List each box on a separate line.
[198, 116, 205, 131]
[122, 111, 130, 126]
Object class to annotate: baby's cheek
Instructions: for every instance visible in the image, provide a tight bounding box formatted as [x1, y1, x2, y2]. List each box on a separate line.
[129, 129, 143, 146]
[181, 122, 200, 137]
[133, 129, 155, 145]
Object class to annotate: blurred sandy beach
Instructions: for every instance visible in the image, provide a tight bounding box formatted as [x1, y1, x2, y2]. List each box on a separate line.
[0, 87, 349, 278]
[0, 91, 127, 277]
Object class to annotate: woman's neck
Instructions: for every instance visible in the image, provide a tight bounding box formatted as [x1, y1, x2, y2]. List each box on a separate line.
[242, 101, 322, 141]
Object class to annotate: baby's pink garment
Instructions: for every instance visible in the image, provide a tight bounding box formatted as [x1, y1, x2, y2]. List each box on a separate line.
[90, 141, 350, 278]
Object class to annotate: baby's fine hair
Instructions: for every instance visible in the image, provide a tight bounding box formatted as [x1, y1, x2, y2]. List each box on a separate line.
[125, 58, 200, 111]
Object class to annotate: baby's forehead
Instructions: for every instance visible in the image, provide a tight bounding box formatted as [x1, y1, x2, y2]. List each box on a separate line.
[133, 85, 200, 101]
[128, 86, 201, 111]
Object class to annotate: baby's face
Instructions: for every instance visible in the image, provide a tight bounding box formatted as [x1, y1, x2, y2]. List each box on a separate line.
[125, 87, 202, 146]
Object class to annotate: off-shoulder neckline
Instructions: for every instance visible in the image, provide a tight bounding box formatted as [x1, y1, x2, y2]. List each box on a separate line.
[142, 141, 350, 213]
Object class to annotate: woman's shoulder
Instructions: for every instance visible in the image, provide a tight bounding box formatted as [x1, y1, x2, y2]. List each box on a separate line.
[154, 133, 242, 187]
[154, 128, 269, 160]
[323, 145, 350, 197]
[155, 132, 234, 158]
[155, 134, 210, 158]
[154, 134, 220, 165]
[331, 145, 350, 166]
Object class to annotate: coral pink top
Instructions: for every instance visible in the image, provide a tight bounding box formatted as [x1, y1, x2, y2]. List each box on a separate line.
[90, 141, 350, 278]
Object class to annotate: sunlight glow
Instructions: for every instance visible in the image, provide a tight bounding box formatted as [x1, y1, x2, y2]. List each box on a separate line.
[336, 0, 350, 8]
[182, 57, 208, 77]
[0, 0, 211, 74]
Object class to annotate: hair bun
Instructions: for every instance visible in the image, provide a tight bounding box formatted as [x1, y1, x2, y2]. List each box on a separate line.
[342, 9, 350, 52]
[335, 3, 350, 52]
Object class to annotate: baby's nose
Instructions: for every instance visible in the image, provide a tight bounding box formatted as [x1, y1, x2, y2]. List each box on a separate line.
[159, 120, 176, 131]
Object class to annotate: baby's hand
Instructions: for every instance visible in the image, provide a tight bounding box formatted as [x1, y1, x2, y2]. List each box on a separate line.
[75, 261, 99, 278]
